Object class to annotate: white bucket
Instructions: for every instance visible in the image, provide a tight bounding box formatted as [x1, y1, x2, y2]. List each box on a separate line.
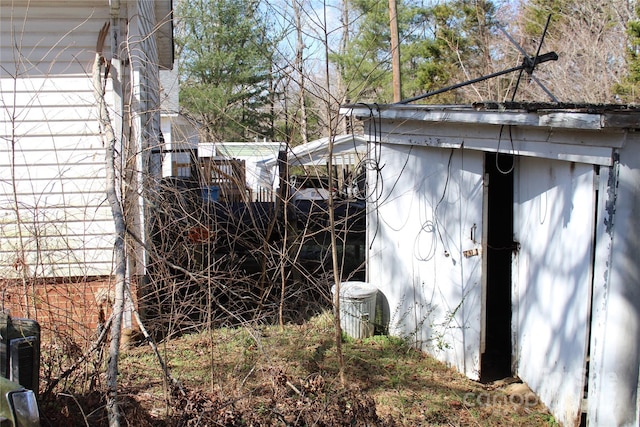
[331, 281, 378, 339]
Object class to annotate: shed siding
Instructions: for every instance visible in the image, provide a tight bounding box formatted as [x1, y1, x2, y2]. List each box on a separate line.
[514, 158, 595, 427]
[588, 143, 640, 427]
[367, 143, 484, 379]
[0, 2, 115, 278]
[348, 103, 640, 427]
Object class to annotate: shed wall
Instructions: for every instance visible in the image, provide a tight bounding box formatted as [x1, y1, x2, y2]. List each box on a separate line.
[514, 157, 596, 427]
[354, 105, 639, 427]
[367, 143, 484, 379]
[588, 142, 640, 427]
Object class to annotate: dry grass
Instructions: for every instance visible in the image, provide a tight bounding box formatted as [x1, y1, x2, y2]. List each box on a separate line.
[42, 311, 558, 426]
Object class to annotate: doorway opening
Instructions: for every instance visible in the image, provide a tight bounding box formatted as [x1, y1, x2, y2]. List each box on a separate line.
[481, 152, 515, 382]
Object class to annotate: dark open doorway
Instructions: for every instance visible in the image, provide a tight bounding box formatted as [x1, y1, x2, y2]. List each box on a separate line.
[481, 152, 515, 382]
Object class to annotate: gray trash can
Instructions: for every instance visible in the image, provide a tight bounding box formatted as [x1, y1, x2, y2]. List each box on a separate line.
[331, 281, 378, 339]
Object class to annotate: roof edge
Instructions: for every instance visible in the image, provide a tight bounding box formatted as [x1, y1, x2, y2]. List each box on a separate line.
[340, 102, 640, 131]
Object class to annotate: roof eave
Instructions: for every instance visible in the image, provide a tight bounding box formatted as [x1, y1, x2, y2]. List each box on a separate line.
[340, 102, 640, 131]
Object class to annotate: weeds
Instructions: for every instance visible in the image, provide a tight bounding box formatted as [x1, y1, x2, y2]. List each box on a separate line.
[40, 311, 556, 426]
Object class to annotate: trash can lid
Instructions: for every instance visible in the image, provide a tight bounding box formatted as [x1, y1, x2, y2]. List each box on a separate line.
[331, 281, 378, 299]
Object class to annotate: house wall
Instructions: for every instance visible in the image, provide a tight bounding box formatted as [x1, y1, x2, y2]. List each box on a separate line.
[0, 0, 167, 280]
[1, 1, 169, 336]
[160, 115, 199, 178]
[0, 1, 116, 279]
[159, 64, 181, 178]
[126, 0, 164, 277]
[0, 276, 140, 348]
[216, 142, 283, 199]
[367, 142, 484, 380]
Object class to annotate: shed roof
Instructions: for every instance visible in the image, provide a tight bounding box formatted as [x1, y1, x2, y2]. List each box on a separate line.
[198, 141, 283, 159]
[340, 102, 640, 166]
[263, 134, 368, 168]
[341, 102, 640, 131]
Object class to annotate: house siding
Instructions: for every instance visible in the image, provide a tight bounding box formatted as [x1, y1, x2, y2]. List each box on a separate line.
[1, 0, 171, 338]
[126, 0, 163, 275]
[0, 0, 167, 279]
[0, 2, 115, 279]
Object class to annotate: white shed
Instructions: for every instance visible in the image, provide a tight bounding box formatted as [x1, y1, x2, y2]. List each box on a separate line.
[341, 102, 640, 427]
[0, 1, 172, 279]
[263, 134, 369, 169]
[261, 134, 369, 198]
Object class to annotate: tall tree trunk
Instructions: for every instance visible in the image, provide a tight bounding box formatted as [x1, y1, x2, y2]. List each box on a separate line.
[389, 0, 402, 102]
[321, 0, 345, 386]
[93, 22, 126, 427]
[336, 0, 351, 134]
[293, 0, 309, 144]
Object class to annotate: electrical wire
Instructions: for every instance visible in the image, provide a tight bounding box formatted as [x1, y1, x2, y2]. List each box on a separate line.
[431, 148, 455, 257]
[495, 124, 516, 175]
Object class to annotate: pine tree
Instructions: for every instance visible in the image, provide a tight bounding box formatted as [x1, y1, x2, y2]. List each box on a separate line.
[522, 0, 566, 37]
[176, 0, 277, 141]
[331, 0, 397, 103]
[332, 0, 499, 104]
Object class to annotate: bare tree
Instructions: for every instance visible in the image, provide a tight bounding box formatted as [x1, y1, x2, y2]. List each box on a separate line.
[293, 0, 310, 145]
[508, 0, 632, 103]
[92, 22, 127, 426]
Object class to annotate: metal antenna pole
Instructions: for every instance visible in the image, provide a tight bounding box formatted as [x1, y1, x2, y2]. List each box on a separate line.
[398, 14, 558, 104]
[397, 52, 558, 104]
[509, 14, 555, 102]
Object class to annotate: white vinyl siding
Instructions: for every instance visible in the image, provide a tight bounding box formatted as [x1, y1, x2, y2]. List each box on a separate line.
[0, 2, 116, 278]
